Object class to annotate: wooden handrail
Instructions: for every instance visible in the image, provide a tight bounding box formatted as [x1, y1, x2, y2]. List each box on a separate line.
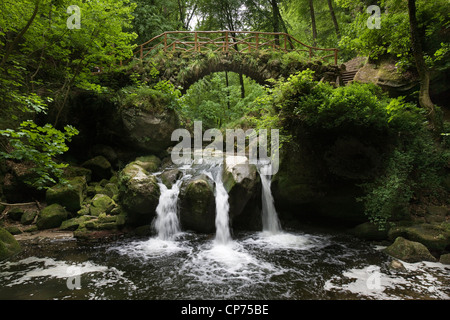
[132, 31, 339, 65]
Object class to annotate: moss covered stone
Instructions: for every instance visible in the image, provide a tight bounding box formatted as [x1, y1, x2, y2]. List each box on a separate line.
[0, 227, 21, 261]
[60, 216, 93, 231]
[118, 162, 160, 226]
[134, 155, 161, 173]
[384, 237, 437, 263]
[82, 156, 112, 181]
[439, 253, 450, 265]
[20, 211, 37, 225]
[46, 176, 87, 213]
[179, 176, 215, 233]
[36, 204, 68, 230]
[388, 223, 450, 253]
[7, 208, 24, 221]
[89, 194, 116, 216]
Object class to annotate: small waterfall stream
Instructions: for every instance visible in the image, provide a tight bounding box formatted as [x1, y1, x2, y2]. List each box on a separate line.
[259, 163, 282, 234]
[152, 180, 183, 240]
[211, 166, 232, 245]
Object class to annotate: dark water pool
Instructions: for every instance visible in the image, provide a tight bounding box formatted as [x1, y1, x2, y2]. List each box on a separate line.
[0, 229, 448, 300]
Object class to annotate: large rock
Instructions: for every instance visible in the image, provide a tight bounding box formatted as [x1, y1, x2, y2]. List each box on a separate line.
[121, 107, 180, 155]
[179, 175, 216, 233]
[36, 204, 68, 230]
[46, 176, 87, 213]
[0, 227, 21, 261]
[384, 237, 437, 263]
[222, 156, 261, 220]
[82, 156, 112, 181]
[388, 223, 450, 253]
[118, 162, 160, 226]
[89, 194, 117, 216]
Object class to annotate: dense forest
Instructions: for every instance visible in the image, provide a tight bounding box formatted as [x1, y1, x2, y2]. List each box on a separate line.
[0, 0, 450, 270]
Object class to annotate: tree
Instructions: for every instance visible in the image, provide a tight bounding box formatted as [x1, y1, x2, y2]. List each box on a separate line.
[407, 0, 436, 128]
[327, 0, 340, 38]
[308, 0, 318, 46]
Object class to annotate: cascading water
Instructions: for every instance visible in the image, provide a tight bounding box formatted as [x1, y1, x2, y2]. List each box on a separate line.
[152, 179, 183, 240]
[258, 163, 282, 234]
[212, 166, 232, 245]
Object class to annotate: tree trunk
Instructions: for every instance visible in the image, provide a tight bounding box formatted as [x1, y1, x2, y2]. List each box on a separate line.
[327, 0, 340, 38]
[308, 0, 317, 46]
[271, 0, 280, 46]
[407, 0, 436, 128]
[225, 71, 231, 110]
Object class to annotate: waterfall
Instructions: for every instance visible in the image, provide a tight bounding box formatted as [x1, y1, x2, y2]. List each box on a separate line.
[152, 179, 183, 240]
[259, 163, 282, 234]
[213, 167, 232, 245]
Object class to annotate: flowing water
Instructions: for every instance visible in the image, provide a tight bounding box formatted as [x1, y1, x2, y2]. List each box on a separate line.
[258, 163, 282, 234]
[0, 164, 449, 300]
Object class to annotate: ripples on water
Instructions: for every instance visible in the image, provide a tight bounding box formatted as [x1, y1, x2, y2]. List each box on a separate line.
[0, 230, 449, 300]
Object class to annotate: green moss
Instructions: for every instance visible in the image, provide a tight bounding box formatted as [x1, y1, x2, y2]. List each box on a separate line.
[36, 204, 68, 230]
[0, 227, 21, 261]
[46, 176, 87, 213]
[20, 211, 37, 225]
[384, 237, 437, 263]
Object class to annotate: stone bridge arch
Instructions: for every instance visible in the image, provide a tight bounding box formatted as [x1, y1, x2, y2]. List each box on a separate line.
[128, 31, 343, 92]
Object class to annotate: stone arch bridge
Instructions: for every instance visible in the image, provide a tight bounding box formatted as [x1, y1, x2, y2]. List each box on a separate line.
[125, 31, 344, 92]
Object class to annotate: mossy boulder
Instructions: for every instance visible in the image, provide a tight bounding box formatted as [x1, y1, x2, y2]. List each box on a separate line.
[0, 227, 21, 261]
[81, 156, 112, 181]
[89, 194, 117, 216]
[60, 216, 93, 231]
[36, 204, 68, 230]
[5, 226, 22, 235]
[134, 155, 161, 173]
[46, 176, 87, 213]
[20, 210, 37, 225]
[384, 237, 437, 263]
[388, 223, 450, 253]
[63, 166, 92, 183]
[179, 175, 215, 233]
[120, 107, 180, 155]
[439, 253, 450, 265]
[7, 208, 24, 221]
[118, 162, 160, 226]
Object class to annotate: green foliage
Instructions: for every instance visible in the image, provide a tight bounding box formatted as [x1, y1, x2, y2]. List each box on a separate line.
[337, 0, 450, 70]
[272, 69, 448, 229]
[0, 121, 79, 189]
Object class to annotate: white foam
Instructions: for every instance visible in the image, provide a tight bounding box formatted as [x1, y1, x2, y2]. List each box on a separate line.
[109, 237, 190, 260]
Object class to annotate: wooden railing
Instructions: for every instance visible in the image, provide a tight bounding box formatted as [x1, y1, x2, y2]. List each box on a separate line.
[132, 31, 339, 65]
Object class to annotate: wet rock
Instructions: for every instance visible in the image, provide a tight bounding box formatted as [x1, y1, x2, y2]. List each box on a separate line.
[179, 175, 216, 233]
[389, 259, 406, 271]
[118, 162, 160, 226]
[384, 237, 437, 263]
[133, 155, 161, 173]
[36, 204, 68, 230]
[439, 253, 450, 265]
[121, 107, 180, 155]
[160, 168, 182, 188]
[222, 156, 261, 221]
[388, 223, 450, 253]
[46, 176, 87, 213]
[0, 227, 21, 261]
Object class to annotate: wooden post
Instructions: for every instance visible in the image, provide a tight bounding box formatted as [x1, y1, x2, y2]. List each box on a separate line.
[140, 45, 143, 60]
[334, 49, 338, 65]
[309, 48, 312, 60]
[194, 32, 198, 52]
[164, 33, 167, 52]
[284, 34, 287, 52]
[225, 31, 229, 53]
[255, 33, 259, 51]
